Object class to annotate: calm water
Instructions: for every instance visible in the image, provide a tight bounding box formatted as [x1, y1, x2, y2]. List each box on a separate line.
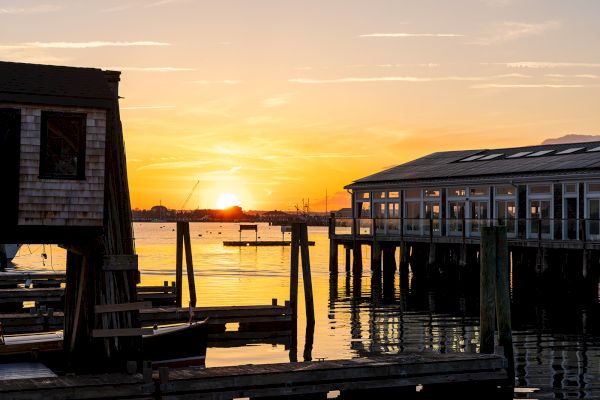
[10, 222, 600, 398]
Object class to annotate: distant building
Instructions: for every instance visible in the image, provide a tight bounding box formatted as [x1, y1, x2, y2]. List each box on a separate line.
[342, 141, 600, 242]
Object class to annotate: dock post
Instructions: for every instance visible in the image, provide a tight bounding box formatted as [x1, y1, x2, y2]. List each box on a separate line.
[175, 222, 184, 307]
[345, 245, 351, 274]
[352, 242, 363, 276]
[290, 226, 300, 319]
[495, 226, 514, 380]
[298, 223, 315, 325]
[182, 222, 197, 307]
[480, 227, 497, 354]
[329, 240, 338, 274]
[371, 241, 382, 272]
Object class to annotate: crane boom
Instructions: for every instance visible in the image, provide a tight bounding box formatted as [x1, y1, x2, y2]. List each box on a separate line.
[180, 180, 200, 210]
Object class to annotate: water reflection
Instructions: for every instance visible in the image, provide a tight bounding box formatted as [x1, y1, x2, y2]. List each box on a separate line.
[328, 261, 600, 399]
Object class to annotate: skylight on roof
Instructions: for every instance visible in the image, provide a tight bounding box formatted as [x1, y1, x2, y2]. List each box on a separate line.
[527, 150, 555, 157]
[479, 153, 503, 160]
[507, 151, 532, 158]
[556, 147, 585, 155]
[459, 155, 485, 162]
[588, 146, 600, 152]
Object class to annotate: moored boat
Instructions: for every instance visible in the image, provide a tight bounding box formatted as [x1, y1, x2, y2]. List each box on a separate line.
[0, 244, 21, 262]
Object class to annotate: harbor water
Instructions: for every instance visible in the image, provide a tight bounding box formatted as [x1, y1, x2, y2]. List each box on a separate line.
[9, 222, 600, 399]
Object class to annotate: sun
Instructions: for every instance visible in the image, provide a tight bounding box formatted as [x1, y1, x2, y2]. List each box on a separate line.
[216, 192, 240, 209]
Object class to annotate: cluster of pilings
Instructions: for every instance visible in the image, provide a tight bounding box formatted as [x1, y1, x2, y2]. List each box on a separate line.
[329, 237, 600, 303]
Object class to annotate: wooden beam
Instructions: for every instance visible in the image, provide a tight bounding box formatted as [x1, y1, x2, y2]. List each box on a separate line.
[94, 302, 151, 313]
[92, 328, 153, 338]
[102, 255, 138, 271]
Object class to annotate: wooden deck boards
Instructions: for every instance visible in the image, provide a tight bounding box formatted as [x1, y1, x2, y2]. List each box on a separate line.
[0, 352, 508, 399]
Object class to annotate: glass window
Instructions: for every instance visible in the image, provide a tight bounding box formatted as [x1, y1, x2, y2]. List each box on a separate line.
[564, 184, 577, 194]
[529, 185, 551, 195]
[358, 192, 370, 199]
[470, 187, 489, 197]
[388, 191, 399, 198]
[449, 188, 466, 197]
[588, 183, 600, 193]
[40, 111, 86, 179]
[495, 186, 515, 196]
[405, 189, 420, 199]
[373, 191, 386, 199]
[424, 189, 440, 198]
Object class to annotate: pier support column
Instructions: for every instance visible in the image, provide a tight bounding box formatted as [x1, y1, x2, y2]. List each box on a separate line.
[382, 246, 397, 302]
[345, 245, 352, 274]
[399, 242, 409, 290]
[371, 241, 382, 273]
[329, 240, 338, 274]
[352, 242, 363, 276]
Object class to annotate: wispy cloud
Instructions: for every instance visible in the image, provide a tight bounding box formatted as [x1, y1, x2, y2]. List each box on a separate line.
[0, 5, 61, 14]
[472, 83, 589, 89]
[138, 160, 212, 171]
[190, 80, 240, 85]
[121, 105, 176, 110]
[262, 93, 293, 108]
[262, 153, 370, 160]
[471, 20, 560, 45]
[0, 41, 169, 49]
[495, 61, 600, 69]
[290, 74, 530, 84]
[360, 33, 463, 38]
[102, 0, 190, 13]
[107, 66, 195, 72]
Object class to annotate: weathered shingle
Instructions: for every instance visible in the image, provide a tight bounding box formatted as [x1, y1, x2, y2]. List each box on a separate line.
[347, 142, 600, 188]
[0, 61, 115, 109]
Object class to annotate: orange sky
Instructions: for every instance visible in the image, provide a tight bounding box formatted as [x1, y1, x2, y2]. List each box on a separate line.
[2, 1, 600, 211]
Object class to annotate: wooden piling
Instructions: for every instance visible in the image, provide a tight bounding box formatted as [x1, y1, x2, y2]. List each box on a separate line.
[494, 226, 513, 379]
[371, 241, 382, 273]
[175, 222, 184, 307]
[329, 241, 338, 274]
[182, 222, 196, 307]
[480, 227, 497, 354]
[289, 227, 299, 319]
[345, 246, 351, 274]
[352, 242, 363, 276]
[298, 223, 315, 325]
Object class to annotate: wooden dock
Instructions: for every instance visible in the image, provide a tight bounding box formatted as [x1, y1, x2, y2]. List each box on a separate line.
[0, 304, 292, 334]
[223, 240, 315, 246]
[0, 352, 509, 399]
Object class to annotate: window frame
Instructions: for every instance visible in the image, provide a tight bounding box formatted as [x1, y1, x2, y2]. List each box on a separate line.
[39, 111, 87, 180]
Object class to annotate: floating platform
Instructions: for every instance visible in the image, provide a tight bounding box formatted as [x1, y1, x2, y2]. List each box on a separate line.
[0, 352, 509, 399]
[223, 240, 315, 246]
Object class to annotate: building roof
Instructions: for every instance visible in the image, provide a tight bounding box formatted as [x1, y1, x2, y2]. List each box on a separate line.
[347, 141, 600, 188]
[0, 61, 115, 109]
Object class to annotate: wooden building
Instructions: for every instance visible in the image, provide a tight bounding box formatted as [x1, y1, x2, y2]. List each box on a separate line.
[0, 61, 138, 371]
[330, 142, 600, 292]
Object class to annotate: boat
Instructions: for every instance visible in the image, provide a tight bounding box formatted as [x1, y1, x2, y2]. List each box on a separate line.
[0, 319, 209, 368]
[1, 244, 21, 261]
[143, 320, 209, 368]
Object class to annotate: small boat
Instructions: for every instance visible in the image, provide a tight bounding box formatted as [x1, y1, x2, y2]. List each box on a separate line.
[143, 320, 209, 368]
[0, 319, 209, 368]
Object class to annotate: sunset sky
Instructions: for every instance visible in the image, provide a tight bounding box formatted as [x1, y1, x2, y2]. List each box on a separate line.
[2, 0, 600, 211]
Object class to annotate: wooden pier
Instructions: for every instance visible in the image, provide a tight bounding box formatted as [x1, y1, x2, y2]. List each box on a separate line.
[223, 240, 315, 246]
[0, 352, 509, 399]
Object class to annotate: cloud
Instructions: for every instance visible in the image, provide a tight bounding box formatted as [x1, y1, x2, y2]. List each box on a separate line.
[472, 83, 588, 89]
[0, 41, 169, 49]
[471, 20, 560, 45]
[107, 66, 195, 72]
[290, 74, 530, 84]
[0, 5, 61, 14]
[496, 61, 600, 69]
[138, 160, 212, 171]
[262, 93, 293, 108]
[102, 0, 190, 12]
[121, 105, 176, 110]
[190, 80, 240, 85]
[479, 0, 513, 6]
[359, 33, 463, 38]
[262, 153, 370, 160]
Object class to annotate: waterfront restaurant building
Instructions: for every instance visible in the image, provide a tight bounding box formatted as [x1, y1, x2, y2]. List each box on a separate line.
[343, 142, 600, 244]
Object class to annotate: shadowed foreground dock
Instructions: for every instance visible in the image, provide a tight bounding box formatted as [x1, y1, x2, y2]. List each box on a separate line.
[0, 352, 509, 399]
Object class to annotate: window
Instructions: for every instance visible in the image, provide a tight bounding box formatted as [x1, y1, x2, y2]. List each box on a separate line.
[495, 186, 515, 196]
[556, 147, 584, 155]
[40, 111, 86, 179]
[405, 189, 420, 199]
[449, 188, 466, 197]
[470, 187, 489, 197]
[359, 192, 370, 199]
[373, 191, 386, 199]
[529, 185, 551, 195]
[424, 189, 440, 198]
[564, 184, 577, 194]
[527, 150, 554, 157]
[507, 151, 532, 158]
[388, 191, 400, 198]
[479, 153, 503, 160]
[588, 183, 600, 193]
